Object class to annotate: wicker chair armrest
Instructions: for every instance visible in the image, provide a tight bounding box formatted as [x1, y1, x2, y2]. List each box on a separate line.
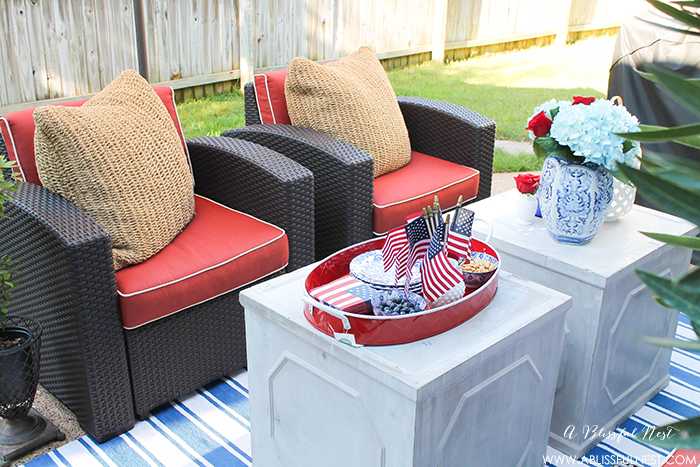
[397, 96, 496, 200]
[0, 182, 134, 441]
[222, 125, 374, 258]
[187, 137, 315, 270]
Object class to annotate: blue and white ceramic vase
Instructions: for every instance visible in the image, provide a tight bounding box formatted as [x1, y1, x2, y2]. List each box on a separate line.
[536, 156, 613, 245]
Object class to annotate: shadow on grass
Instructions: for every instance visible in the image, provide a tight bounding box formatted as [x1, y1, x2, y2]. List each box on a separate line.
[388, 65, 603, 142]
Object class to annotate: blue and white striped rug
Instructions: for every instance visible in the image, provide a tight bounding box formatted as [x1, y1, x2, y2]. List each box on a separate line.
[25, 314, 700, 467]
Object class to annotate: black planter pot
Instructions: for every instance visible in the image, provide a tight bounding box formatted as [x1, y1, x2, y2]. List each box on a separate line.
[0, 322, 39, 420]
[0, 317, 63, 466]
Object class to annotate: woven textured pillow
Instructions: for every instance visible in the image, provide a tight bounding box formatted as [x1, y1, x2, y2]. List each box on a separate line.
[285, 47, 411, 178]
[34, 70, 195, 270]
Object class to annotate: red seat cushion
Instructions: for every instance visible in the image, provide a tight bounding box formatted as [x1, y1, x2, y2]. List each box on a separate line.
[372, 151, 480, 234]
[252, 69, 291, 125]
[116, 195, 288, 329]
[0, 86, 187, 185]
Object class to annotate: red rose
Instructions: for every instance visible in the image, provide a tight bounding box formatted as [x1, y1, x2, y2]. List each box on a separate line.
[526, 111, 552, 137]
[514, 173, 540, 194]
[572, 96, 596, 105]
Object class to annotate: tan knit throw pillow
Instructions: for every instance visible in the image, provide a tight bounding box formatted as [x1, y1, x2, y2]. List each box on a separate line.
[285, 47, 411, 178]
[34, 70, 195, 270]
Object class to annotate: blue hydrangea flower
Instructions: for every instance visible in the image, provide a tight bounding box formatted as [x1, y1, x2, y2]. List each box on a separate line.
[549, 100, 640, 171]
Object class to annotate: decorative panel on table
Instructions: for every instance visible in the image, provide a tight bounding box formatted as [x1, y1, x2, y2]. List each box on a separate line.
[470, 190, 697, 458]
[241, 265, 570, 467]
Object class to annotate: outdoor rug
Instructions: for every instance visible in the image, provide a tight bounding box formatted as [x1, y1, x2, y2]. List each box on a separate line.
[24, 314, 700, 467]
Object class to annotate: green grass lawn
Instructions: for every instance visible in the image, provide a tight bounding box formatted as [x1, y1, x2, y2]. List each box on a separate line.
[492, 149, 545, 173]
[177, 37, 613, 172]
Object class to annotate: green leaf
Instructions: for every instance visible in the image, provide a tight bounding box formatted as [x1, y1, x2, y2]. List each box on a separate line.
[618, 124, 700, 149]
[637, 269, 700, 321]
[651, 168, 700, 192]
[648, 0, 700, 30]
[641, 64, 700, 115]
[619, 164, 700, 226]
[638, 416, 700, 449]
[643, 232, 700, 249]
[532, 137, 580, 163]
[679, 267, 700, 287]
[632, 163, 700, 198]
[642, 150, 700, 175]
[672, 0, 700, 6]
[644, 336, 700, 350]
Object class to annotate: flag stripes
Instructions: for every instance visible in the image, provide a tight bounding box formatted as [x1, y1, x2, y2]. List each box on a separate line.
[446, 207, 475, 260]
[310, 275, 372, 314]
[381, 226, 408, 272]
[421, 223, 463, 302]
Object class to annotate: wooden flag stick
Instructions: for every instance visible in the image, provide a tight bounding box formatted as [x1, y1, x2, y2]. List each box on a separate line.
[456, 194, 463, 207]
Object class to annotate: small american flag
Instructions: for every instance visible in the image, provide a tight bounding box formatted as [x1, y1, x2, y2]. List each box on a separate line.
[447, 207, 475, 260]
[381, 226, 408, 272]
[393, 213, 426, 281]
[402, 216, 431, 288]
[310, 275, 373, 314]
[421, 223, 464, 302]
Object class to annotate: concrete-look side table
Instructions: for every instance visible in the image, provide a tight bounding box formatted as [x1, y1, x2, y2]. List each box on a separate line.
[469, 190, 698, 457]
[240, 265, 571, 467]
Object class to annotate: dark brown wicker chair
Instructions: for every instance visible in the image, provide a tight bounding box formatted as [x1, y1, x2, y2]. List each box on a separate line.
[0, 88, 315, 442]
[224, 69, 495, 259]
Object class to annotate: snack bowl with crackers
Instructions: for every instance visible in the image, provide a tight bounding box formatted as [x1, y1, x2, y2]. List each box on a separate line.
[460, 251, 499, 288]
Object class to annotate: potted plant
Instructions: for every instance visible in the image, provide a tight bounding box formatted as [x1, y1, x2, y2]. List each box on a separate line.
[0, 157, 60, 466]
[526, 96, 641, 244]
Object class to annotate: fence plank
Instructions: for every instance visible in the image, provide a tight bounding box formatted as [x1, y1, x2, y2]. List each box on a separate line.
[0, 0, 633, 107]
[238, 0, 255, 88]
[432, 0, 448, 62]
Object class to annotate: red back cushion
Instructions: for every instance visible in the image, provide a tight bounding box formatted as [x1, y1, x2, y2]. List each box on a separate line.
[0, 86, 187, 185]
[252, 69, 291, 125]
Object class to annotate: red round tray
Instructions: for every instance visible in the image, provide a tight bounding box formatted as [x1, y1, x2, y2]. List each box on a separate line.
[303, 237, 499, 346]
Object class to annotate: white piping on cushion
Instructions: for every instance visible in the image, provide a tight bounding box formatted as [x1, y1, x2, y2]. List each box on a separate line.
[121, 262, 288, 330]
[373, 171, 479, 209]
[0, 117, 27, 182]
[371, 195, 477, 236]
[117, 194, 287, 297]
[252, 75, 264, 122]
[253, 74, 276, 124]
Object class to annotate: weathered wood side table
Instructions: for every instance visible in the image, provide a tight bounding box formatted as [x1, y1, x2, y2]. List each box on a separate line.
[241, 265, 570, 467]
[470, 190, 697, 457]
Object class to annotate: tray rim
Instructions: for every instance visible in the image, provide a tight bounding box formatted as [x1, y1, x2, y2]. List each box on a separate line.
[304, 236, 500, 321]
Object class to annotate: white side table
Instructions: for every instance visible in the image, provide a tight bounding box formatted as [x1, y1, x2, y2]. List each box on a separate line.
[241, 266, 571, 467]
[470, 190, 698, 457]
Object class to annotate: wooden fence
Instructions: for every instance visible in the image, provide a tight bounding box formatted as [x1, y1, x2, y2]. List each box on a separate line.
[0, 0, 642, 109]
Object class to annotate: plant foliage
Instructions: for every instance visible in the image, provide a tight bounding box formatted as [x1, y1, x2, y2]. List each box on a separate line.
[0, 156, 16, 326]
[617, 0, 700, 449]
